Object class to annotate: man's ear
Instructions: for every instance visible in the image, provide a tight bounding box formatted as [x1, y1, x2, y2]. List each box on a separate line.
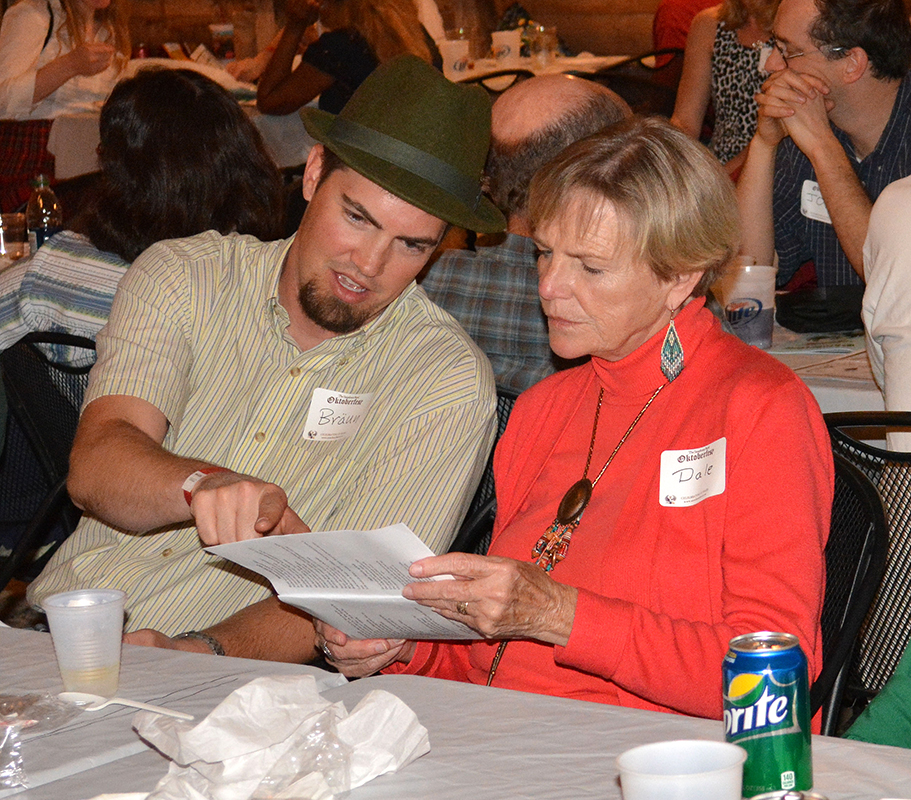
[840, 47, 869, 85]
[301, 144, 326, 202]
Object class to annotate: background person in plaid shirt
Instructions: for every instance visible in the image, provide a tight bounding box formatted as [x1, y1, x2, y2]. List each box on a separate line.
[421, 74, 630, 394]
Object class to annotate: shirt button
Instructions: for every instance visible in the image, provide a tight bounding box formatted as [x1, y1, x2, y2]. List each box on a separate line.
[254, 431, 266, 443]
[289, 367, 300, 377]
[162, 548, 173, 557]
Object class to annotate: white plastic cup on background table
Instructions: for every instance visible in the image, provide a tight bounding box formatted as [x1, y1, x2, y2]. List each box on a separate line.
[617, 739, 747, 800]
[490, 29, 522, 66]
[713, 260, 778, 349]
[440, 38, 471, 80]
[43, 589, 126, 698]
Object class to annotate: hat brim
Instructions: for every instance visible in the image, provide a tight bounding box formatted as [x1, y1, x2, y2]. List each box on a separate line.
[302, 107, 505, 234]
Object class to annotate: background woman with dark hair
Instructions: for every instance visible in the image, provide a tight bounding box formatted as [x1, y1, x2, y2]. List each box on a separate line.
[0, 0, 130, 119]
[256, 0, 440, 116]
[0, 67, 285, 365]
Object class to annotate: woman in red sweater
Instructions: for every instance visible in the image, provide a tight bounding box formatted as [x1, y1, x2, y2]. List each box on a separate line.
[316, 117, 833, 720]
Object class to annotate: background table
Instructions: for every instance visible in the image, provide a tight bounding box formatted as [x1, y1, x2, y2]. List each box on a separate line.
[47, 58, 316, 181]
[769, 326, 884, 413]
[4, 627, 911, 800]
[0, 627, 344, 798]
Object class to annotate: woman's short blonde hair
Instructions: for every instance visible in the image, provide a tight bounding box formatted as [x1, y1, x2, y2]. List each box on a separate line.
[528, 116, 740, 297]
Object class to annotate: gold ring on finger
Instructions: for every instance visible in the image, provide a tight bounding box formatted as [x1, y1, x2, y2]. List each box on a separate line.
[456, 601, 469, 615]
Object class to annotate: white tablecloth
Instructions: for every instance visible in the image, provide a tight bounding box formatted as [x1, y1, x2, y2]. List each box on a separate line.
[459, 53, 629, 80]
[0, 628, 345, 798]
[770, 326, 884, 413]
[3, 628, 911, 799]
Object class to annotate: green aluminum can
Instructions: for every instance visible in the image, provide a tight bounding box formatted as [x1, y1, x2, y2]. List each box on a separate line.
[723, 631, 813, 796]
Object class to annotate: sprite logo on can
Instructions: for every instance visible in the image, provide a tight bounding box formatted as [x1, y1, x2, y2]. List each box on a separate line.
[725, 672, 795, 737]
[723, 632, 812, 797]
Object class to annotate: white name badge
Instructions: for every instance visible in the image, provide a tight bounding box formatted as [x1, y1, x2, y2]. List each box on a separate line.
[303, 388, 374, 442]
[800, 180, 832, 224]
[659, 437, 726, 507]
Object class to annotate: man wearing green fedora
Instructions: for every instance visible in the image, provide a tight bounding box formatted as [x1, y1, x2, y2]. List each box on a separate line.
[29, 55, 505, 662]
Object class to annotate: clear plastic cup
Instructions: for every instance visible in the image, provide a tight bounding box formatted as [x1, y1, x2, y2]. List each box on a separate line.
[617, 739, 747, 800]
[42, 589, 126, 698]
[0, 212, 28, 264]
[713, 263, 778, 349]
[528, 25, 558, 70]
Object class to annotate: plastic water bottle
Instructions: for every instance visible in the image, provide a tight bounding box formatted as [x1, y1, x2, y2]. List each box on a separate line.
[26, 174, 63, 254]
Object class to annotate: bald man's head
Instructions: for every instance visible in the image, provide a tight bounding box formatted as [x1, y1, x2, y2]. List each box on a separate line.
[485, 75, 631, 224]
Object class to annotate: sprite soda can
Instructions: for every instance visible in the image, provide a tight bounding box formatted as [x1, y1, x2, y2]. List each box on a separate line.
[723, 631, 812, 796]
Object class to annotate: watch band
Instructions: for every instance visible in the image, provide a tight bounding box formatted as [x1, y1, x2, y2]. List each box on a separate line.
[175, 630, 226, 656]
[182, 467, 229, 506]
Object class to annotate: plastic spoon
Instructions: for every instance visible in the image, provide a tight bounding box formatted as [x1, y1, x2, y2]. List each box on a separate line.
[59, 691, 194, 720]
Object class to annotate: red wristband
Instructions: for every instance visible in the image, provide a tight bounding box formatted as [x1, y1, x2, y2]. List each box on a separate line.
[182, 467, 230, 506]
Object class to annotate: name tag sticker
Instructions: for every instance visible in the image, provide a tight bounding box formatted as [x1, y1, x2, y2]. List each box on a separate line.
[800, 180, 832, 224]
[659, 437, 726, 507]
[304, 388, 374, 442]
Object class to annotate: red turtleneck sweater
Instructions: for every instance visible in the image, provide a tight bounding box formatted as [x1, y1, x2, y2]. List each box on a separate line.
[388, 299, 832, 720]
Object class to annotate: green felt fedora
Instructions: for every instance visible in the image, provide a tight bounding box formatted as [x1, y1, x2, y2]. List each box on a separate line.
[300, 54, 505, 233]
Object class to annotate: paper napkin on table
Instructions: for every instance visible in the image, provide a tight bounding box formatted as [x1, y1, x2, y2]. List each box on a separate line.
[132, 674, 429, 800]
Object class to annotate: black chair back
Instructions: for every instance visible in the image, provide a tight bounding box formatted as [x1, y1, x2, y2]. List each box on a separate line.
[0, 332, 96, 587]
[460, 68, 536, 97]
[448, 388, 519, 555]
[811, 452, 888, 734]
[825, 412, 911, 706]
[572, 48, 685, 117]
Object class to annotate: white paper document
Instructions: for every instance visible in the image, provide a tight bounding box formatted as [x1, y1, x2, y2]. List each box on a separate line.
[207, 524, 480, 641]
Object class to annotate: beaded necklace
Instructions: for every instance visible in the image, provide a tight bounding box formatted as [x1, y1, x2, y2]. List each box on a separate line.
[486, 380, 668, 686]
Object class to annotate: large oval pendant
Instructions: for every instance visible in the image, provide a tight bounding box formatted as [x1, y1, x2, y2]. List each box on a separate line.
[556, 478, 592, 525]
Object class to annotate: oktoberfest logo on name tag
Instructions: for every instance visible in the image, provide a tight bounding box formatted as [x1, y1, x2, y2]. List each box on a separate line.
[659, 437, 726, 507]
[800, 180, 832, 224]
[303, 388, 374, 442]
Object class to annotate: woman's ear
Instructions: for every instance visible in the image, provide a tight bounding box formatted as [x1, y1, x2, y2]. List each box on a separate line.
[666, 271, 704, 312]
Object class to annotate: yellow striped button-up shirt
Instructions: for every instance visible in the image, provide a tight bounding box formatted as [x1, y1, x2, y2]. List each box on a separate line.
[29, 231, 496, 634]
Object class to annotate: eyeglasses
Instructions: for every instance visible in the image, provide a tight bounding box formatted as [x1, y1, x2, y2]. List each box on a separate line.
[764, 34, 848, 65]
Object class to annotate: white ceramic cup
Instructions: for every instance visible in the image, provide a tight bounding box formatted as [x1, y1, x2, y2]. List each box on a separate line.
[43, 589, 127, 698]
[617, 739, 747, 800]
[439, 38, 471, 79]
[490, 29, 522, 65]
[713, 263, 778, 349]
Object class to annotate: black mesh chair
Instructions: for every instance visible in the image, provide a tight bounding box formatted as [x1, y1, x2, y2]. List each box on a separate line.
[811, 452, 888, 735]
[825, 412, 911, 717]
[572, 48, 685, 117]
[448, 388, 519, 555]
[0, 332, 96, 589]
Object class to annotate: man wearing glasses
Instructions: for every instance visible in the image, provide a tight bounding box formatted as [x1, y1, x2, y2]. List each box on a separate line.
[737, 0, 911, 288]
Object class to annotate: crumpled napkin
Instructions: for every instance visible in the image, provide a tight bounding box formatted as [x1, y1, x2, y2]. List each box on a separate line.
[133, 675, 429, 800]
